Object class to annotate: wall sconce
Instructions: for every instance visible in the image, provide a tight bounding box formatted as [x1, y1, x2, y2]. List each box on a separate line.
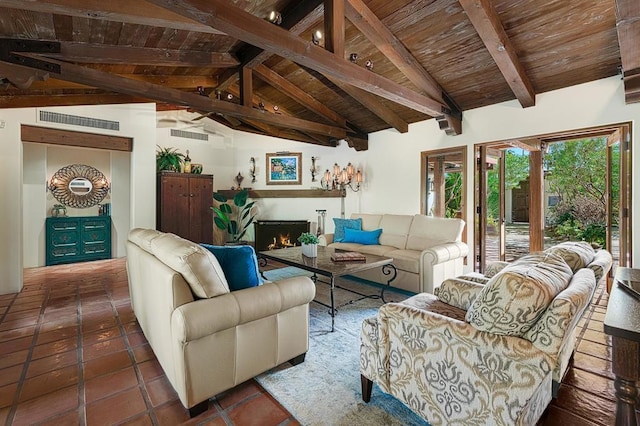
[321, 162, 362, 192]
[310, 156, 319, 182]
[268, 11, 282, 25]
[249, 157, 256, 183]
[312, 30, 323, 45]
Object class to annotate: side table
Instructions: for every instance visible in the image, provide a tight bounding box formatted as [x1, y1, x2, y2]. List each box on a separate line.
[604, 267, 640, 426]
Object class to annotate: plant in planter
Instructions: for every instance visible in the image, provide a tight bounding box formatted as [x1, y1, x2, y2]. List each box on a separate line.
[298, 232, 320, 257]
[212, 188, 256, 243]
[156, 146, 185, 172]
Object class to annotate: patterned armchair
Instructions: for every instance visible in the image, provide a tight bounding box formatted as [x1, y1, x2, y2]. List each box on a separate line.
[360, 242, 612, 425]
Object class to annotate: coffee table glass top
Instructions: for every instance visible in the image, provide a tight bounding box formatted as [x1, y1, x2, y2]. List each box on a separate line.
[258, 246, 393, 276]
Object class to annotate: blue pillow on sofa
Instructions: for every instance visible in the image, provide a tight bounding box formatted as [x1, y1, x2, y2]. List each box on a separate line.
[343, 228, 382, 245]
[200, 244, 263, 291]
[333, 218, 362, 242]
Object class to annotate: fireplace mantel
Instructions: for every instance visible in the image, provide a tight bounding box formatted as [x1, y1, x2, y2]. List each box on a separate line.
[217, 189, 344, 199]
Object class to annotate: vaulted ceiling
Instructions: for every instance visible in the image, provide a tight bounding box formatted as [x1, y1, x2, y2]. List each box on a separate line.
[0, 0, 638, 150]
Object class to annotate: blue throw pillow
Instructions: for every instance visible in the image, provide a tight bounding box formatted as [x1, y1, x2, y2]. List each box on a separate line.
[333, 218, 362, 242]
[343, 228, 382, 245]
[200, 244, 263, 291]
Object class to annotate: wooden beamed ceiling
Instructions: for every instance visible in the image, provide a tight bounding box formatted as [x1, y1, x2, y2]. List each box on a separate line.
[0, 0, 628, 149]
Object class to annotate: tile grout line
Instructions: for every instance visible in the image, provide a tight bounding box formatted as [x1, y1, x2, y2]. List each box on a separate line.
[6, 285, 51, 424]
[103, 275, 160, 425]
[77, 279, 87, 426]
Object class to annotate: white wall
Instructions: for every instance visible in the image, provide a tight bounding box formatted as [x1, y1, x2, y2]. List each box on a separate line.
[0, 103, 156, 294]
[2, 76, 639, 295]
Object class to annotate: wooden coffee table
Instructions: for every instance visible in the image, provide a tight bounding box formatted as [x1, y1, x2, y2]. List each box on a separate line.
[258, 246, 397, 332]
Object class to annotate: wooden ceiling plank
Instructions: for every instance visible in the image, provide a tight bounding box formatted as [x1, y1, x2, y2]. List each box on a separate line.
[146, 0, 449, 117]
[1, 55, 347, 138]
[325, 0, 345, 58]
[253, 64, 347, 128]
[39, 41, 239, 67]
[0, 0, 225, 35]
[615, 0, 640, 103]
[458, 0, 536, 108]
[345, 0, 443, 104]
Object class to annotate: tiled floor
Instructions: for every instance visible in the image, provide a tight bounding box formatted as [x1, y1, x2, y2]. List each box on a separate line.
[0, 258, 618, 425]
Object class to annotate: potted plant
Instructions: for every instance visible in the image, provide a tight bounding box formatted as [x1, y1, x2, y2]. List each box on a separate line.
[212, 188, 256, 243]
[298, 232, 319, 257]
[156, 146, 185, 172]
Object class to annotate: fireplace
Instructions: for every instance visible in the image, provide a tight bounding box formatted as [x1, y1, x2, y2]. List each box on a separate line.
[254, 220, 310, 252]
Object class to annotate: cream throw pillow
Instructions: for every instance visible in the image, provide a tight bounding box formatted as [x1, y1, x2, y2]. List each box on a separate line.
[466, 252, 573, 337]
[545, 241, 595, 272]
[150, 233, 230, 298]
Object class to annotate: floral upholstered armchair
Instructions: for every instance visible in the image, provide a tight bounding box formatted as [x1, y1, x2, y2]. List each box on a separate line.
[360, 242, 612, 425]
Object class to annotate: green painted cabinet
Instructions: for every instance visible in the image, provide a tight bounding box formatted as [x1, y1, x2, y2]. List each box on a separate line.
[46, 216, 111, 266]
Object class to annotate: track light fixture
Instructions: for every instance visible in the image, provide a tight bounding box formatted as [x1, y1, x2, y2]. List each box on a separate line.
[268, 11, 282, 25]
[365, 60, 374, 71]
[349, 53, 358, 63]
[312, 30, 323, 45]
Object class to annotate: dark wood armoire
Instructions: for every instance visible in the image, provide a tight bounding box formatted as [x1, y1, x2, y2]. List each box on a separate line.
[156, 171, 214, 244]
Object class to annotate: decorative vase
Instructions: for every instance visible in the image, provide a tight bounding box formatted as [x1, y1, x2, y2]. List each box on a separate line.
[301, 243, 318, 258]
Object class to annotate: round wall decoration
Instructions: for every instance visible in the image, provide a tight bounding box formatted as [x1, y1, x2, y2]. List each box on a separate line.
[48, 164, 110, 208]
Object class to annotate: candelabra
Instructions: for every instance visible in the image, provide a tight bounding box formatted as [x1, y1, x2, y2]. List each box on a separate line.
[321, 162, 363, 218]
[321, 162, 362, 192]
[310, 156, 319, 182]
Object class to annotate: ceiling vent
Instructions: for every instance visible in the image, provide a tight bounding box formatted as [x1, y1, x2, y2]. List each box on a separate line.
[39, 110, 120, 131]
[170, 129, 209, 141]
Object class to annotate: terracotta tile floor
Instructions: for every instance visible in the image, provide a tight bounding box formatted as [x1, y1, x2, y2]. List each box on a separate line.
[0, 258, 619, 425]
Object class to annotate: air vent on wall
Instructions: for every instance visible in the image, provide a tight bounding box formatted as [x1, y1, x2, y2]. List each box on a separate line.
[170, 129, 209, 141]
[39, 111, 120, 131]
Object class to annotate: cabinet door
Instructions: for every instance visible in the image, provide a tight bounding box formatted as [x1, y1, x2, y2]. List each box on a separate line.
[188, 176, 213, 244]
[81, 217, 111, 258]
[47, 218, 81, 265]
[159, 175, 191, 238]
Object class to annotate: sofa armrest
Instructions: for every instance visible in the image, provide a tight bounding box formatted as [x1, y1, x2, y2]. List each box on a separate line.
[171, 276, 316, 343]
[318, 233, 333, 246]
[434, 277, 485, 310]
[421, 241, 468, 265]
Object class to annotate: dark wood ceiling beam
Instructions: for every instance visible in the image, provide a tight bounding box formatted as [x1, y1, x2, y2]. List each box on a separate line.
[147, 0, 450, 117]
[240, 67, 252, 107]
[0, 0, 224, 35]
[0, 54, 347, 139]
[217, 0, 324, 91]
[0, 93, 152, 108]
[0, 62, 49, 89]
[19, 74, 217, 90]
[458, 0, 535, 108]
[325, 0, 345, 58]
[615, 0, 640, 103]
[41, 42, 239, 67]
[253, 64, 347, 128]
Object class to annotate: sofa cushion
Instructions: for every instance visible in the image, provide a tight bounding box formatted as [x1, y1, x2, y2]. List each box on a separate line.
[351, 213, 382, 231]
[128, 228, 162, 253]
[378, 214, 414, 249]
[343, 228, 382, 245]
[466, 252, 573, 337]
[201, 244, 263, 291]
[545, 241, 595, 272]
[385, 249, 420, 274]
[350, 244, 397, 257]
[406, 215, 464, 251]
[333, 217, 362, 242]
[150, 233, 230, 298]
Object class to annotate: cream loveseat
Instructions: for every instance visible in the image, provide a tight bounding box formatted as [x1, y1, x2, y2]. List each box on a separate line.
[319, 213, 468, 294]
[360, 241, 612, 425]
[126, 228, 316, 416]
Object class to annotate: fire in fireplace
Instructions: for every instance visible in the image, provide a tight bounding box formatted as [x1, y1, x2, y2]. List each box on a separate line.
[254, 220, 310, 252]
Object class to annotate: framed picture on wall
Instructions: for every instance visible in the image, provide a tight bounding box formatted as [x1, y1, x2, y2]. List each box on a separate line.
[266, 152, 302, 185]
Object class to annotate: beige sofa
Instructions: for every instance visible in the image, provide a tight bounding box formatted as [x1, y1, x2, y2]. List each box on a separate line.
[319, 213, 468, 294]
[126, 228, 316, 416]
[360, 242, 612, 425]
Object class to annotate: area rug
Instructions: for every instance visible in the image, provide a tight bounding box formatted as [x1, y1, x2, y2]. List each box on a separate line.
[257, 267, 430, 426]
